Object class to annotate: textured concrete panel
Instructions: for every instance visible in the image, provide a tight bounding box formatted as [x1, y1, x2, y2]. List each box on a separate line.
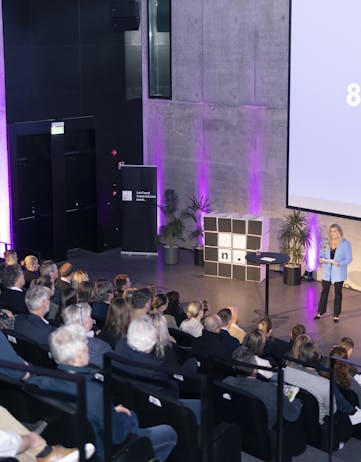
[172, 0, 203, 102]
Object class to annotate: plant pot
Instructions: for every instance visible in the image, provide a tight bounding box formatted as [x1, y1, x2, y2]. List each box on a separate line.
[283, 265, 302, 286]
[194, 246, 204, 266]
[163, 245, 179, 265]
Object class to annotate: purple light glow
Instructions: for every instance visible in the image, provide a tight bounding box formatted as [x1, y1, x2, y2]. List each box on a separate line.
[196, 139, 209, 246]
[148, 113, 164, 232]
[306, 214, 319, 272]
[0, 6, 12, 257]
[247, 110, 263, 215]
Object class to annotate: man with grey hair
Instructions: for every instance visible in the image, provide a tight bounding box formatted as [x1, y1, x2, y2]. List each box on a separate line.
[30, 324, 177, 461]
[223, 345, 302, 429]
[115, 316, 179, 397]
[40, 260, 61, 306]
[14, 285, 55, 347]
[62, 303, 111, 368]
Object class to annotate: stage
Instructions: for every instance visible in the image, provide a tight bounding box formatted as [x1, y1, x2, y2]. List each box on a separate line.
[67, 246, 361, 364]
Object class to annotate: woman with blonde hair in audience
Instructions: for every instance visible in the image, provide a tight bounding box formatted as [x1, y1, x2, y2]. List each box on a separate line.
[72, 269, 89, 290]
[179, 301, 204, 338]
[98, 297, 131, 348]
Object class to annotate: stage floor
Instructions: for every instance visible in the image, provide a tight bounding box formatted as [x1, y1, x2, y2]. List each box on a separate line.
[67, 247, 361, 363]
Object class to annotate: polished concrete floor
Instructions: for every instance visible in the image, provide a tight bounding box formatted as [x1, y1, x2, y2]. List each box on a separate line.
[68, 246, 361, 363]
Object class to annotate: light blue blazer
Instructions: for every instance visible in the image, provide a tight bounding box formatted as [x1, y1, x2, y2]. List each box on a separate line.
[319, 239, 352, 283]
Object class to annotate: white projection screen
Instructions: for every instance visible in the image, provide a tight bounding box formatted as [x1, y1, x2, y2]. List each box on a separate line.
[288, 0, 361, 220]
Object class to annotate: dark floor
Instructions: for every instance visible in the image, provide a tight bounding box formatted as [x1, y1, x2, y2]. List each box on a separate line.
[68, 246, 361, 461]
[68, 246, 361, 363]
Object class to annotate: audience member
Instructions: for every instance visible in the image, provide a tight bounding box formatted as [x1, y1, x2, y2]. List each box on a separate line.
[148, 311, 179, 367]
[115, 316, 179, 397]
[22, 255, 40, 289]
[151, 293, 177, 329]
[217, 308, 240, 352]
[242, 329, 274, 379]
[179, 301, 204, 338]
[72, 269, 89, 290]
[192, 314, 237, 360]
[55, 263, 74, 292]
[0, 264, 27, 314]
[3, 250, 18, 266]
[98, 298, 131, 348]
[114, 274, 132, 298]
[62, 303, 111, 368]
[39, 260, 60, 305]
[164, 290, 187, 326]
[76, 281, 94, 304]
[91, 279, 114, 321]
[224, 346, 302, 429]
[227, 306, 246, 343]
[0, 405, 94, 461]
[30, 324, 177, 461]
[130, 289, 151, 318]
[31, 275, 59, 321]
[14, 285, 55, 347]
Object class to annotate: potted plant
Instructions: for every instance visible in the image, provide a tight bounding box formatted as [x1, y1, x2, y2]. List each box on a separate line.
[159, 189, 185, 264]
[185, 195, 214, 265]
[280, 209, 311, 285]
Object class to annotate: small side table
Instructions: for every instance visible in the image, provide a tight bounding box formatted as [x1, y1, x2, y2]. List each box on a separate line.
[246, 252, 290, 317]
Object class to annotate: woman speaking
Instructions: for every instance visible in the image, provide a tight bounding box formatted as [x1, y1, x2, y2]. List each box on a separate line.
[314, 224, 352, 322]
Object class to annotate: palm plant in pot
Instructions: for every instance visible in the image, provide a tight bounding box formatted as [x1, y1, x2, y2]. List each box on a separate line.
[280, 209, 311, 285]
[159, 189, 185, 265]
[185, 195, 214, 265]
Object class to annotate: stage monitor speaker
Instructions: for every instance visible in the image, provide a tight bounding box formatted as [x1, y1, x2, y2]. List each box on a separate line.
[111, 1, 140, 31]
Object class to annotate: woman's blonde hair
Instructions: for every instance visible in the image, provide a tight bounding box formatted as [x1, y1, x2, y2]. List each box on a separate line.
[324, 224, 344, 250]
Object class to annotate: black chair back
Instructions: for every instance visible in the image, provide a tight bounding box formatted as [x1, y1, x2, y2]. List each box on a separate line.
[169, 327, 194, 347]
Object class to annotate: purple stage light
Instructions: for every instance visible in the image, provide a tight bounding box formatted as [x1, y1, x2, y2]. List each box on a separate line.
[247, 109, 262, 215]
[306, 214, 319, 272]
[0, 7, 12, 256]
[196, 142, 209, 246]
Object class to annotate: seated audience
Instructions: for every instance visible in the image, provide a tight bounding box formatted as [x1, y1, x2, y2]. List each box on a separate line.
[71, 269, 89, 290]
[284, 341, 335, 424]
[58, 287, 78, 323]
[14, 285, 55, 347]
[32, 324, 177, 461]
[3, 250, 18, 266]
[76, 281, 94, 304]
[0, 264, 27, 314]
[115, 316, 179, 397]
[0, 405, 94, 461]
[164, 290, 187, 326]
[55, 263, 74, 292]
[39, 260, 60, 305]
[151, 293, 177, 329]
[62, 303, 111, 368]
[192, 314, 237, 360]
[287, 334, 312, 365]
[227, 306, 246, 343]
[149, 312, 179, 367]
[217, 308, 240, 352]
[22, 255, 40, 289]
[130, 289, 152, 318]
[91, 279, 114, 321]
[224, 346, 302, 429]
[259, 316, 291, 361]
[0, 307, 15, 330]
[0, 330, 29, 381]
[242, 329, 274, 379]
[98, 298, 131, 348]
[179, 301, 204, 338]
[290, 324, 306, 347]
[114, 273, 132, 298]
[31, 275, 59, 321]
[339, 337, 358, 376]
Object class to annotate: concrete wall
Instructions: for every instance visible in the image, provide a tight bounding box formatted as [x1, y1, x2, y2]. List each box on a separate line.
[141, 0, 361, 288]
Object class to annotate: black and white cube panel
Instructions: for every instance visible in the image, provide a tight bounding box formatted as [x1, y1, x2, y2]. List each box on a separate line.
[203, 213, 270, 282]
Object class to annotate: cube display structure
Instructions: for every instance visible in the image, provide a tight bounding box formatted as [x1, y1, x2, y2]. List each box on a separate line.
[204, 213, 270, 282]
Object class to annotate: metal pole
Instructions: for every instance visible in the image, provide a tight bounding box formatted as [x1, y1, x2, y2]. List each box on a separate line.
[276, 366, 284, 462]
[328, 357, 335, 462]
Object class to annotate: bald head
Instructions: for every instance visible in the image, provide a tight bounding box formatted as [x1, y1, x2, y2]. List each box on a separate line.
[204, 314, 222, 333]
